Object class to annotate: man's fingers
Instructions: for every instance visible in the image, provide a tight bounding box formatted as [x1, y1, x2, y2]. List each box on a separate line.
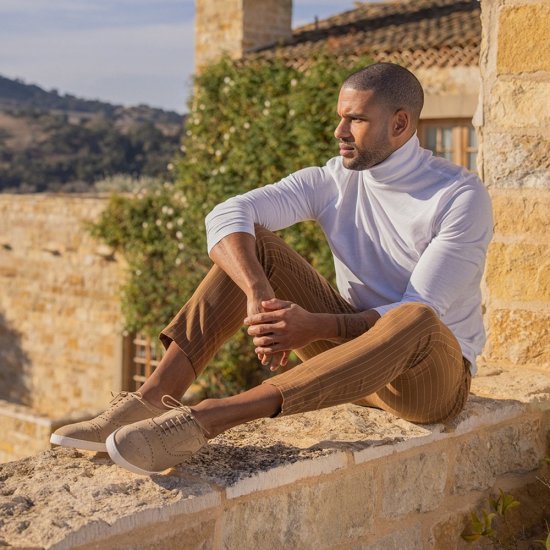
[244, 311, 283, 325]
[261, 299, 293, 310]
[247, 322, 284, 336]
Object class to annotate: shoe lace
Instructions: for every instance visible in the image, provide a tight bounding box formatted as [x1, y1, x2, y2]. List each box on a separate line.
[109, 390, 143, 406]
[158, 395, 208, 438]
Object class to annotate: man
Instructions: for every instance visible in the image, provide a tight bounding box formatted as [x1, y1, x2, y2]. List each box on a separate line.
[51, 63, 493, 476]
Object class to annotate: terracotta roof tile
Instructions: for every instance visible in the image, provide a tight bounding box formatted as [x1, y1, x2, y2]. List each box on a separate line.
[246, 0, 480, 70]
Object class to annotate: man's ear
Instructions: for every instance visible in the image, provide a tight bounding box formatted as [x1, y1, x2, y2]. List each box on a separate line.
[392, 110, 410, 137]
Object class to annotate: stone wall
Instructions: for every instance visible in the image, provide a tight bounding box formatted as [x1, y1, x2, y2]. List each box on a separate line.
[477, 0, 550, 372]
[1, 366, 549, 549]
[0, 195, 125, 419]
[195, 0, 292, 72]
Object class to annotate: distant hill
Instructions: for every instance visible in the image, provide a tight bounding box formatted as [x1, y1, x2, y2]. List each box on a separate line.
[0, 75, 185, 192]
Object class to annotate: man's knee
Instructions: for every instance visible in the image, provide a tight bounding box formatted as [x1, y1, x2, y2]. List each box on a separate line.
[392, 302, 440, 328]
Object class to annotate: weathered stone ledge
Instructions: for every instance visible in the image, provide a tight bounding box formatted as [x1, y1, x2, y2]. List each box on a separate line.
[1, 363, 549, 549]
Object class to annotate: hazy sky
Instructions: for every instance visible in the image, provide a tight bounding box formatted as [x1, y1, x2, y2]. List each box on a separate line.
[0, 0, 363, 113]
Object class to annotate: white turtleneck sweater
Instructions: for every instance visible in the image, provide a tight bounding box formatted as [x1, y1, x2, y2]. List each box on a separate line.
[205, 135, 493, 373]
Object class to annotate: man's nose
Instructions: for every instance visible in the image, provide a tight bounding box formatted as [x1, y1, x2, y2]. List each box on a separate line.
[334, 119, 350, 140]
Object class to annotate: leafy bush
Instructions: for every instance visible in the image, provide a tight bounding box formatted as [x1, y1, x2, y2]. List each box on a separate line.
[91, 52, 371, 396]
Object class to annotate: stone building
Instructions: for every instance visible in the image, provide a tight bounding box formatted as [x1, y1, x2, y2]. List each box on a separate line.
[1, 0, 549, 547]
[0, 0, 548, 472]
[197, 0, 482, 170]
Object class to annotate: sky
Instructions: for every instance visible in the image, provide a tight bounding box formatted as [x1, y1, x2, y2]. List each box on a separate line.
[0, 0, 364, 113]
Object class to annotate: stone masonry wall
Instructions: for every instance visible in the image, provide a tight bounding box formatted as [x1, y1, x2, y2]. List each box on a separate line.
[478, 0, 550, 372]
[195, 0, 292, 72]
[2, 365, 549, 549]
[0, 195, 125, 418]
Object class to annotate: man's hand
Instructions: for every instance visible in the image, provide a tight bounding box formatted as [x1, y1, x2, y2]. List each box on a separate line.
[244, 298, 318, 371]
[246, 294, 290, 371]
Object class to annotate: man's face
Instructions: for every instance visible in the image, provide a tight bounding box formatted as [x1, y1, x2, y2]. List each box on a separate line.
[334, 87, 396, 170]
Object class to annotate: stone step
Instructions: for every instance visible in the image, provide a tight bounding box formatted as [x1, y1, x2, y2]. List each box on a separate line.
[0, 362, 549, 549]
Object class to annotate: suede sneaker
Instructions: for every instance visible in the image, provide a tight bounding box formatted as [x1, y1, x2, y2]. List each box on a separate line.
[50, 392, 167, 452]
[106, 396, 209, 475]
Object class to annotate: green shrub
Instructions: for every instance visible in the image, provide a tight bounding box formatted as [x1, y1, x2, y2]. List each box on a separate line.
[90, 52, 371, 397]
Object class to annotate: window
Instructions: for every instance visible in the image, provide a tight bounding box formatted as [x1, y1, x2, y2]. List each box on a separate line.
[122, 333, 165, 392]
[418, 120, 478, 173]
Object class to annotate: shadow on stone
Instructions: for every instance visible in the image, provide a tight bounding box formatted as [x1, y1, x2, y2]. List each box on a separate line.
[0, 309, 31, 406]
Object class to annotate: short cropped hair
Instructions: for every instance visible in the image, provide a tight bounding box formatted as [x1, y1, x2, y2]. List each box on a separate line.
[343, 63, 424, 123]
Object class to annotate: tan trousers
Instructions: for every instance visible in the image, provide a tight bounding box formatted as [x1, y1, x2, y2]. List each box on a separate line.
[160, 226, 471, 424]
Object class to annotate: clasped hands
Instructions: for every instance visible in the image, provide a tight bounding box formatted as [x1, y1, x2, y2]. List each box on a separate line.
[244, 298, 317, 372]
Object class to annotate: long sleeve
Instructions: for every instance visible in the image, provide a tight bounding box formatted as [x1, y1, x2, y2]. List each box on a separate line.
[373, 183, 493, 319]
[205, 166, 336, 253]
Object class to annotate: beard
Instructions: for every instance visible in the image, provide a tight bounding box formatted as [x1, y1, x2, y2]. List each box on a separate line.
[340, 141, 393, 171]
[339, 124, 394, 170]
[341, 147, 386, 170]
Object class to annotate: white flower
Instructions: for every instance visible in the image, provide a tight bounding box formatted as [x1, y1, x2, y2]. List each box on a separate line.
[215, 149, 222, 157]
[199, 103, 205, 110]
[161, 205, 169, 214]
[289, 109, 295, 117]
[223, 133, 230, 140]
[167, 163, 174, 171]
[212, 169, 219, 176]
[180, 145, 186, 152]
[175, 258, 182, 266]
[178, 242, 185, 250]
[264, 100, 271, 107]
[262, 108, 270, 116]
[135, 269, 142, 276]
[142, 222, 148, 229]
[186, 130, 192, 136]
[167, 207, 174, 215]
[176, 231, 183, 240]
[166, 222, 173, 230]
[291, 79, 298, 87]
[229, 126, 236, 133]
[223, 76, 231, 84]
[219, 165, 226, 174]
[155, 219, 162, 226]
[243, 122, 250, 129]
[222, 86, 230, 94]
[177, 218, 184, 226]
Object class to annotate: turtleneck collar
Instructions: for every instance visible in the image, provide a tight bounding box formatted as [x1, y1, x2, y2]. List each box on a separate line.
[362, 134, 426, 187]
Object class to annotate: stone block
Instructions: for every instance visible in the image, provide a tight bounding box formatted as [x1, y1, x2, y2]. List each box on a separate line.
[485, 309, 550, 366]
[361, 525, 423, 550]
[490, 189, 550, 236]
[471, 364, 550, 411]
[222, 467, 376, 548]
[453, 421, 543, 494]
[485, 242, 550, 302]
[428, 510, 476, 550]
[497, 4, 550, 74]
[488, 80, 550, 130]
[483, 133, 550, 189]
[380, 451, 448, 518]
[0, 447, 220, 549]
[444, 394, 526, 435]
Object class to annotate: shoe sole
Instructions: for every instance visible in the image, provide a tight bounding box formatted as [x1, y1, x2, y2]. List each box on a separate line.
[106, 431, 159, 476]
[50, 433, 107, 452]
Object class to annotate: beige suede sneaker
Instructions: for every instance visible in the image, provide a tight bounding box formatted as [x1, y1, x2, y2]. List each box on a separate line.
[50, 392, 167, 452]
[106, 396, 208, 475]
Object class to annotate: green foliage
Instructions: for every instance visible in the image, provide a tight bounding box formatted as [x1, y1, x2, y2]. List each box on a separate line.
[461, 489, 520, 545]
[91, 52, 371, 396]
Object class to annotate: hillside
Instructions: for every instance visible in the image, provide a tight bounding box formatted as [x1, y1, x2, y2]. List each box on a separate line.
[0, 75, 185, 192]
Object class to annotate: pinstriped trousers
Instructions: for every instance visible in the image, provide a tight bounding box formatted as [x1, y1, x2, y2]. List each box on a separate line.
[160, 226, 471, 424]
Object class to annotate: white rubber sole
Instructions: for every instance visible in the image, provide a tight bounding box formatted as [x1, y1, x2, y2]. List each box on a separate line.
[106, 431, 158, 476]
[50, 433, 107, 452]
